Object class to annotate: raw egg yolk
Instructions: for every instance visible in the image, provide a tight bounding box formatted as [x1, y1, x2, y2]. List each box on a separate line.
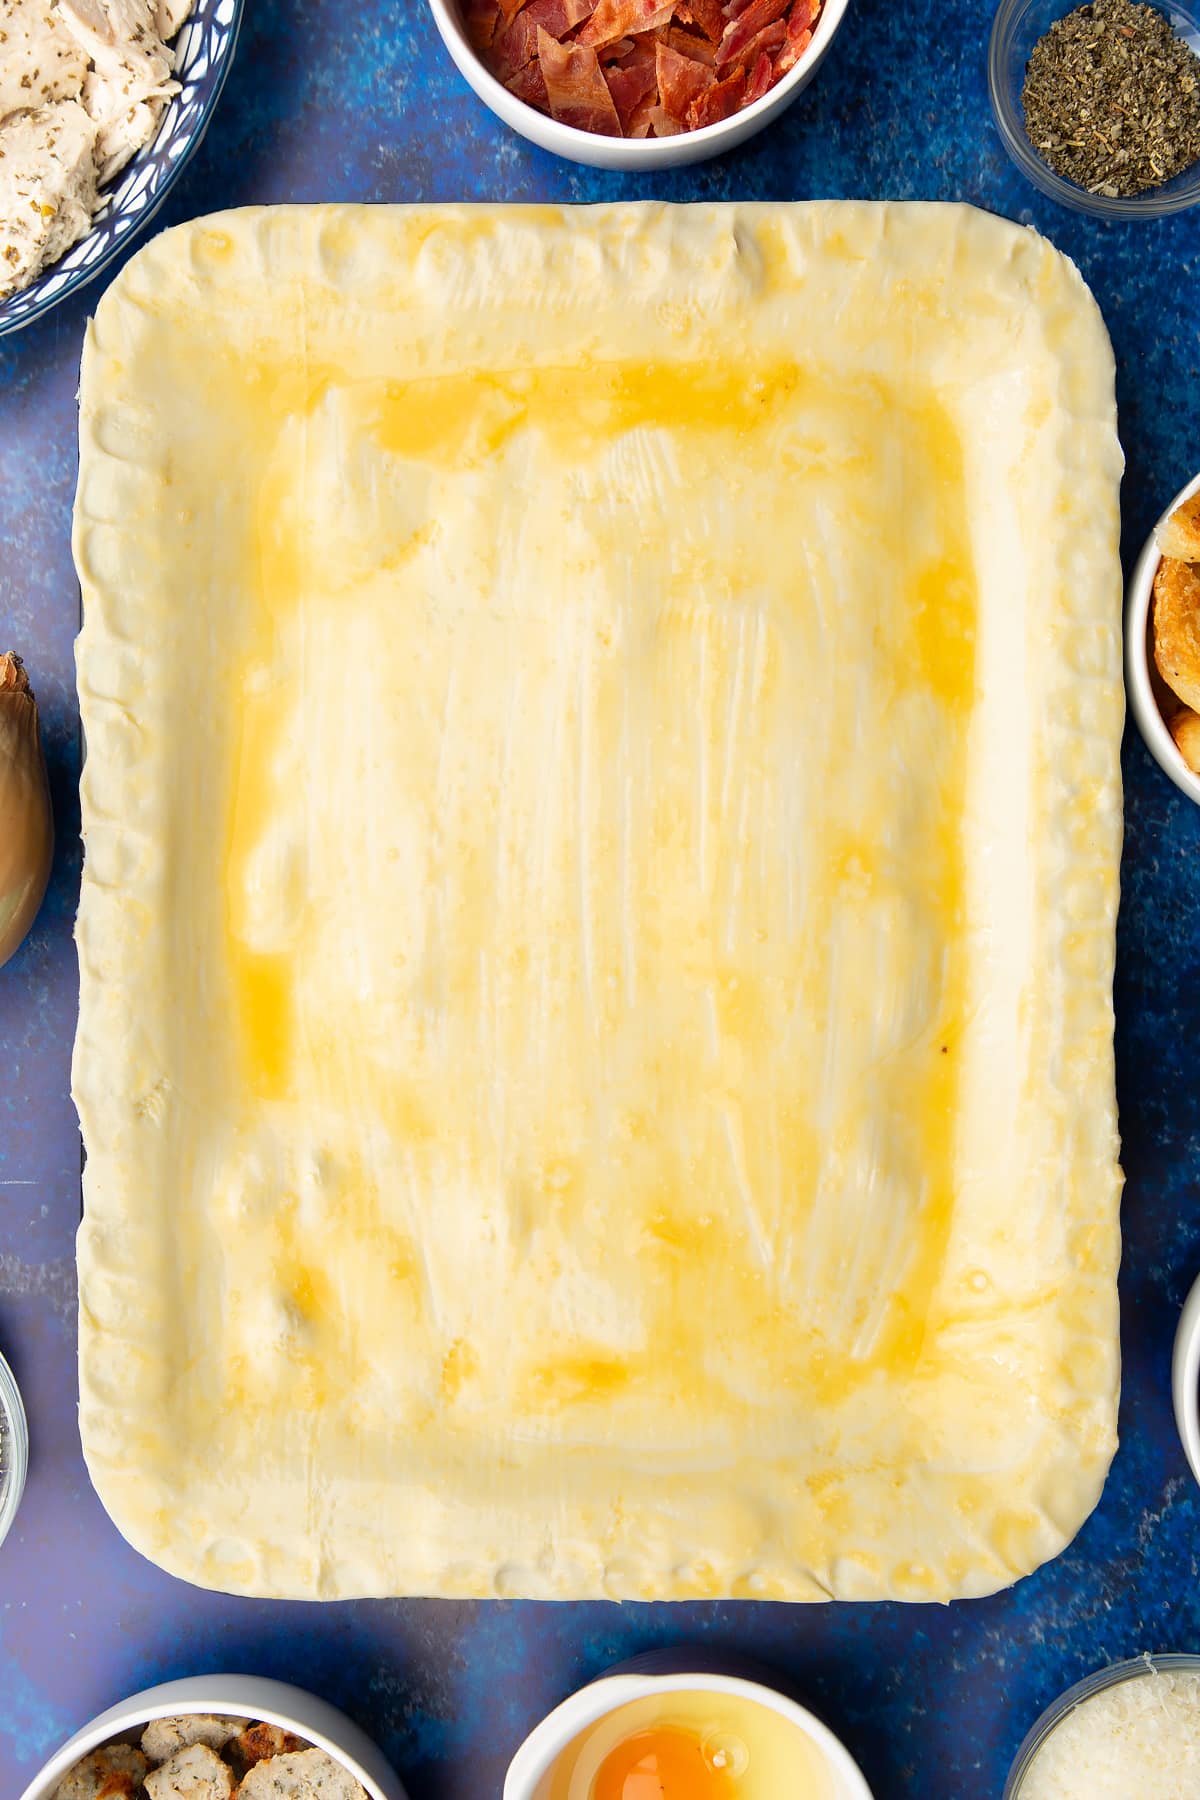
[592, 1727, 737, 1800]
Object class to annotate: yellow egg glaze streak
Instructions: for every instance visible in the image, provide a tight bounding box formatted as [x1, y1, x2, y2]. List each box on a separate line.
[222, 353, 976, 1420]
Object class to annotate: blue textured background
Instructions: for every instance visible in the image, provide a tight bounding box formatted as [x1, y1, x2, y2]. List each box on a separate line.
[2, 1, 1199, 1795]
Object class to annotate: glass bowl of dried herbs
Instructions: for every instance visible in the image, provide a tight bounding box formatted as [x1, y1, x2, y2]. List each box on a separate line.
[990, 0, 1200, 217]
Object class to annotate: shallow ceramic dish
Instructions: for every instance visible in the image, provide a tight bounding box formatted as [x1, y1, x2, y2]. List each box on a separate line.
[989, 0, 1200, 219]
[17, 1675, 408, 1800]
[426, 0, 851, 169]
[504, 1657, 873, 1798]
[1003, 1654, 1200, 1795]
[1125, 468, 1200, 806]
[0, 0, 244, 337]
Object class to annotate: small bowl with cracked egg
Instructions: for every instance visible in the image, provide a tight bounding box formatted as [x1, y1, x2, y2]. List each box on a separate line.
[504, 1655, 874, 1800]
[0, 0, 244, 337]
[18, 1675, 409, 1800]
[1127, 473, 1200, 805]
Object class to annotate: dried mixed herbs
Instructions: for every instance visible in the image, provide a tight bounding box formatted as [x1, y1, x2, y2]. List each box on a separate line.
[1022, 0, 1200, 197]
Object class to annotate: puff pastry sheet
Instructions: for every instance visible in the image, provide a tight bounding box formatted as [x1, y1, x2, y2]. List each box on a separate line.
[74, 203, 1124, 1602]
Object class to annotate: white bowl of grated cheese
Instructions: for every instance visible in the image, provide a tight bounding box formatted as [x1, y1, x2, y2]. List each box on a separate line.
[1004, 1654, 1200, 1799]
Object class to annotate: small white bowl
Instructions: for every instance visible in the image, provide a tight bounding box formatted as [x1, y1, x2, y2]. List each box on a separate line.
[18, 1676, 409, 1800]
[426, 0, 851, 169]
[1173, 1269, 1200, 1491]
[0, 1350, 28, 1554]
[504, 1664, 873, 1798]
[1125, 469, 1200, 807]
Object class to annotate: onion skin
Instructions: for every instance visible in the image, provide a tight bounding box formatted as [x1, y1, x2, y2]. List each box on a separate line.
[0, 653, 53, 971]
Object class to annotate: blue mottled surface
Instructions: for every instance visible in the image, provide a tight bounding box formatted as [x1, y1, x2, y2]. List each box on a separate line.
[2, 2, 1200, 1795]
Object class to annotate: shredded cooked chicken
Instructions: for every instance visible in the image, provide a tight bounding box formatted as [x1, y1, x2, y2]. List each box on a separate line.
[0, 0, 193, 298]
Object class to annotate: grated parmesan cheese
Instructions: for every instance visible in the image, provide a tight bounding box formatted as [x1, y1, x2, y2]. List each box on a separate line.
[1020, 1666, 1200, 1799]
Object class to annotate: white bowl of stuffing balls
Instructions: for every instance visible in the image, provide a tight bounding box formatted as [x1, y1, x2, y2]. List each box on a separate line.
[18, 1677, 409, 1800]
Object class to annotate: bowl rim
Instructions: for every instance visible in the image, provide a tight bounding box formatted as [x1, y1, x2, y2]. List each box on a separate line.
[1125, 467, 1200, 808]
[16, 1676, 408, 1800]
[0, 1349, 28, 1554]
[425, 0, 853, 169]
[1002, 1653, 1200, 1796]
[987, 0, 1200, 219]
[502, 1667, 874, 1799]
[0, 0, 246, 339]
[1172, 1266, 1200, 1489]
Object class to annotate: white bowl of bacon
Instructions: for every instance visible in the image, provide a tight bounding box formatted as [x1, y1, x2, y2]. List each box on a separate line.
[428, 0, 850, 166]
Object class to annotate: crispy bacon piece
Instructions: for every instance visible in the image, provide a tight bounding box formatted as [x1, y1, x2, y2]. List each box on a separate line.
[728, 16, 785, 70]
[465, 0, 502, 50]
[497, 0, 526, 21]
[773, 1, 814, 74]
[600, 34, 636, 58]
[499, 0, 592, 47]
[604, 39, 658, 129]
[531, 0, 597, 35]
[655, 39, 714, 122]
[492, 0, 586, 78]
[773, 23, 811, 73]
[627, 88, 659, 133]
[578, 0, 675, 48]
[610, 35, 658, 69]
[686, 60, 745, 125]
[716, 0, 788, 66]
[491, 7, 538, 76]
[675, 0, 725, 38]
[658, 23, 718, 63]
[743, 45, 773, 102]
[506, 58, 550, 108]
[537, 24, 624, 131]
[644, 102, 685, 133]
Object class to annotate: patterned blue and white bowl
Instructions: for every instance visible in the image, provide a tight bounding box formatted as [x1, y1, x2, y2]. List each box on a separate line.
[0, 0, 243, 337]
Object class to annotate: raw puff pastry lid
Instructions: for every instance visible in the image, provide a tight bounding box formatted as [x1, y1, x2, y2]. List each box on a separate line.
[73, 201, 1123, 1602]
